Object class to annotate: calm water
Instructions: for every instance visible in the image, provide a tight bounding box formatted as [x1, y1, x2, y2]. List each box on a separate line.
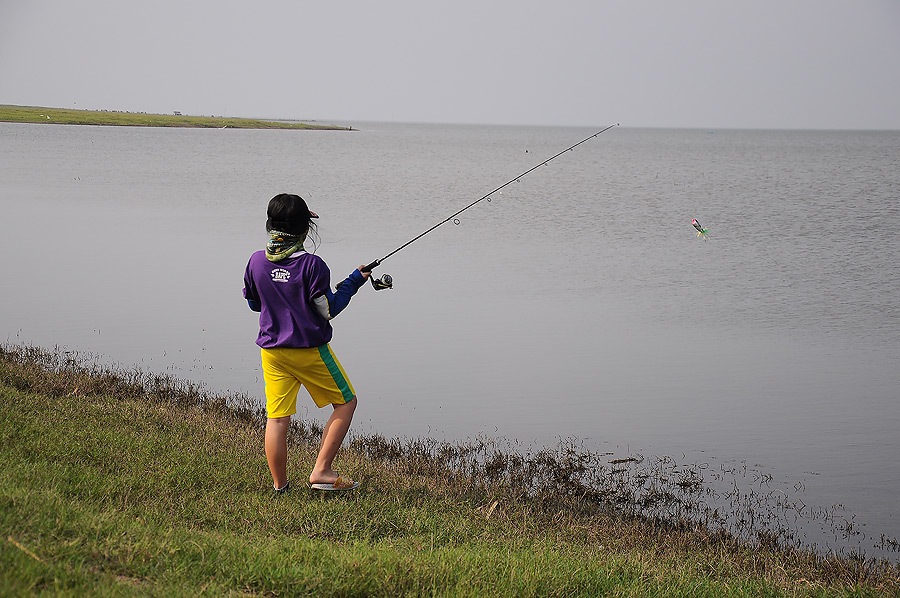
[2, 121, 898, 557]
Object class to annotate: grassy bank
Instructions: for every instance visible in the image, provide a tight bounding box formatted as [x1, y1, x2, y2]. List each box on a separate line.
[1, 345, 898, 596]
[0, 104, 350, 130]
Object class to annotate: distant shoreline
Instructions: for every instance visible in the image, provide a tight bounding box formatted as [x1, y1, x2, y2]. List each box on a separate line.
[0, 104, 352, 130]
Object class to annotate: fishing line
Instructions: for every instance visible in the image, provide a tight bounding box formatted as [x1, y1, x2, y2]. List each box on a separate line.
[362, 123, 619, 290]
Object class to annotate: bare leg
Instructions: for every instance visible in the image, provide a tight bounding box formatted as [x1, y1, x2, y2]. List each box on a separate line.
[265, 416, 291, 489]
[309, 399, 357, 484]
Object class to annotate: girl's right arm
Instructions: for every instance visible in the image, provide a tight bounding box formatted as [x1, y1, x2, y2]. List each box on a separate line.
[312, 269, 367, 320]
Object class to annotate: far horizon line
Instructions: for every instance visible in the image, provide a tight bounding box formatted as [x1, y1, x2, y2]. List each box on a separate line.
[3, 102, 898, 133]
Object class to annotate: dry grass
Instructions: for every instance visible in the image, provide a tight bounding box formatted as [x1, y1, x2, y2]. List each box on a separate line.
[2, 342, 899, 595]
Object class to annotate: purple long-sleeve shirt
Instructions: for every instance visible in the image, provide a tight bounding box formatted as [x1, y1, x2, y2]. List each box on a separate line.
[243, 250, 365, 349]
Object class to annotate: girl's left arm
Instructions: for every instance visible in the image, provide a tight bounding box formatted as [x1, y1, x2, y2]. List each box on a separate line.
[243, 261, 262, 312]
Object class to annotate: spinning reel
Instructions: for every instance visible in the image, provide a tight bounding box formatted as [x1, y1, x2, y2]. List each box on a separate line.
[362, 260, 392, 291]
[370, 272, 393, 290]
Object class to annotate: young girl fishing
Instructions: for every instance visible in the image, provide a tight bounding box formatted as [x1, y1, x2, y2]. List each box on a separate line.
[243, 193, 370, 492]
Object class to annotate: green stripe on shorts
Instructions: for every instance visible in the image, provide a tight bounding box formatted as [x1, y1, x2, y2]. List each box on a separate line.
[318, 345, 355, 402]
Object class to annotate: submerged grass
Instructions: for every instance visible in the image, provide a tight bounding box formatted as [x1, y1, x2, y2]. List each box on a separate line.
[0, 104, 349, 130]
[1, 343, 898, 596]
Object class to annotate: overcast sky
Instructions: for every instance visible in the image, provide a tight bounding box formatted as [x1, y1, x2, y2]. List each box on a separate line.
[2, 0, 899, 130]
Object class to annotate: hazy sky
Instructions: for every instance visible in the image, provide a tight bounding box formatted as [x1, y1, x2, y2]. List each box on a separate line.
[2, 0, 899, 129]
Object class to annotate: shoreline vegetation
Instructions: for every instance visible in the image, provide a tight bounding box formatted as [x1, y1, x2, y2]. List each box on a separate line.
[2, 344, 899, 596]
[0, 104, 353, 130]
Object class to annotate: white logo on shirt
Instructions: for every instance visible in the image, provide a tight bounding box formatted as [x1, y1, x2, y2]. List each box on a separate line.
[271, 268, 291, 283]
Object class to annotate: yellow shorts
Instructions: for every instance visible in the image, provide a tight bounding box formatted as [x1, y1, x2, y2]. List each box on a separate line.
[260, 345, 356, 418]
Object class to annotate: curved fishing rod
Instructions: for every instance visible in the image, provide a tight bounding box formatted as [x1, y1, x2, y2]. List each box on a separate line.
[362, 123, 620, 290]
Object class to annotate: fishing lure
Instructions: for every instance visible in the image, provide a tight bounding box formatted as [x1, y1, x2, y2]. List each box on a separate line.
[691, 218, 710, 240]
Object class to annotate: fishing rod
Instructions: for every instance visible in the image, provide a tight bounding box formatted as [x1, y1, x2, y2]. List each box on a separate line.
[362, 123, 620, 290]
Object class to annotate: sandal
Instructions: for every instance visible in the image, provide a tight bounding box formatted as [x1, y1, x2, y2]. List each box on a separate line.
[308, 475, 359, 491]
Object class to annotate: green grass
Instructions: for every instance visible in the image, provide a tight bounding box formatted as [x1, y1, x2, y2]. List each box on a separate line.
[0, 104, 350, 130]
[1, 344, 898, 596]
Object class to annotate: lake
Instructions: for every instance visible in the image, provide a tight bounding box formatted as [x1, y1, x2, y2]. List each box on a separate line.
[2, 121, 898, 559]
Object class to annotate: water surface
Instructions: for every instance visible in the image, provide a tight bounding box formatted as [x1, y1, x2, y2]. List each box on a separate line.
[2, 122, 898, 557]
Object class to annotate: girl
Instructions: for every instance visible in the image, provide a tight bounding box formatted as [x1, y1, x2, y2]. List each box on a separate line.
[243, 193, 370, 492]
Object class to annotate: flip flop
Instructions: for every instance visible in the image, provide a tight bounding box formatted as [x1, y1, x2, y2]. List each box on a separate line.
[308, 475, 359, 491]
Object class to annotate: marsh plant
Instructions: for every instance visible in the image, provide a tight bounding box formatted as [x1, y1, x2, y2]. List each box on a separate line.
[344, 428, 897, 563]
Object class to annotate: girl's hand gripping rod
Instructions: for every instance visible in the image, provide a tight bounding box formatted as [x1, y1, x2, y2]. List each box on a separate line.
[361, 260, 392, 290]
[361, 123, 619, 291]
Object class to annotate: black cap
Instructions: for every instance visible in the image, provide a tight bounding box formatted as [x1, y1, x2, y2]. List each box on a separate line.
[266, 193, 318, 235]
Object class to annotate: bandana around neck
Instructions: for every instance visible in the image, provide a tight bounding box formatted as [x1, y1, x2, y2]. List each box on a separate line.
[265, 230, 307, 262]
